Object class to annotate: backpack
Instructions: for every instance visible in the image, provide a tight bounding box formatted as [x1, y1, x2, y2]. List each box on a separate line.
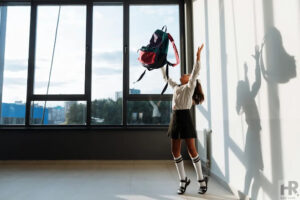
[135, 25, 180, 95]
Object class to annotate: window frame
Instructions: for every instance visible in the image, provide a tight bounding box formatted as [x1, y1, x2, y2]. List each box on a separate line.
[0, 0, 186, 129]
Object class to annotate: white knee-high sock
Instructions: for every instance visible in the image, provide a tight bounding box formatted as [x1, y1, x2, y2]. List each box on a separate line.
[174, 155, 186, 187]
[191, 154, 206, 186]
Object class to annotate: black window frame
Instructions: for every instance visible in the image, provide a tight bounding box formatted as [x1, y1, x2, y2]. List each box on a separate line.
[0, 0, 186, 129]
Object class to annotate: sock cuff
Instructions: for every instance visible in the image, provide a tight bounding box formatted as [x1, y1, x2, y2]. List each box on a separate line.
[174, 155, 183, 163]
[191, 155, 201, 163]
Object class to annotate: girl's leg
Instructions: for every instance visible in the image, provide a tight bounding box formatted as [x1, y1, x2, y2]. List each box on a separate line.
[185, 138, 206, 186]
[171, 139, 187, 187]
[171, 138, 181, 158]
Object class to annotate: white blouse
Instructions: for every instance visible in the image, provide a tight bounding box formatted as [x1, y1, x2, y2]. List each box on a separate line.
[161, 60, 201, 110]
[149, 100, 161, 117]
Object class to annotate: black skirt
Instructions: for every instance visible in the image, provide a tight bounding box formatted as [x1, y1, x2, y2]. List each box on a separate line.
[167, 109, 197, 139]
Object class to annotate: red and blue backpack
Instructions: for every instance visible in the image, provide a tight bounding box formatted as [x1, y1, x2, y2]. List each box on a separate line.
[136, 25, 180, 94]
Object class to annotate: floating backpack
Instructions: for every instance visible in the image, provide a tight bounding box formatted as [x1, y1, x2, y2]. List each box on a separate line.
[135, 25, 180, 95]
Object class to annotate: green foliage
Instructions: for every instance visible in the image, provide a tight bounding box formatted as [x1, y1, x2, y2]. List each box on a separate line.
[66, 102, 86, 124]
[91, 98, 122, 125]
[66, 99, 171, 125]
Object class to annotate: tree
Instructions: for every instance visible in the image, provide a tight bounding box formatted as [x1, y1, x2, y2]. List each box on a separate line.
[66, 102, 86, 124]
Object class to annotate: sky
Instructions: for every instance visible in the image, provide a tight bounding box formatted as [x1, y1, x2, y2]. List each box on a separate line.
[0, 5, 180, 107]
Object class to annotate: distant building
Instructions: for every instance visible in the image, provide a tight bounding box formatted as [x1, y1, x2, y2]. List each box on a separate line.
[115, 91, 123, 101]
[48, 106, 65, 124]
[115, 89, 141, 100]
[0, 102, 48, 124]
[64, 101, 75, 112]
[130, 89, 141, 94]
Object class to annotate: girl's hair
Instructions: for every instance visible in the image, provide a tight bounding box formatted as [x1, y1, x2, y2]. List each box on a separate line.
[192, 80, 205, 105]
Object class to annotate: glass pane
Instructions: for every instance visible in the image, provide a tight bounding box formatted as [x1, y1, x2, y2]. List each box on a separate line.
[30, 101, 86, 125]
[92, 6, 123, 125]
[0, 6, 30, 125]
[129, 5, 181, 94]
[127, 101, 172, 125]
[34, 6, 86, 94]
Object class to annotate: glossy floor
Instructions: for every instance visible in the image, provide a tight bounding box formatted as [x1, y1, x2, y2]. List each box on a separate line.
[0, 160, 238, 200]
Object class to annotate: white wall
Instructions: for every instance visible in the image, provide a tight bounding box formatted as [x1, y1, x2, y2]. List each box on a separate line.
[192, 0, 300, 199]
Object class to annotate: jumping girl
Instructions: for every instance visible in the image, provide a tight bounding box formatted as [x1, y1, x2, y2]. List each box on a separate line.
[160, 44, 208, 195]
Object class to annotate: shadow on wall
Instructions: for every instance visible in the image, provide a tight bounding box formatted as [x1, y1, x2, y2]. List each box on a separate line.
[236, 45, 263, 200]
[261, 26, 297, 84]
[236, 27, 297, 199]
[192, 0, 297, 199]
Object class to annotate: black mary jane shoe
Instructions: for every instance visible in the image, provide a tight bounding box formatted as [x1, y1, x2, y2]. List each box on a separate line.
[177, 177, 191, 195]
[198, 176, 208, 194]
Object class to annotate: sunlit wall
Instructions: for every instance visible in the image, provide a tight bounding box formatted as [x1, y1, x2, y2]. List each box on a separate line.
[192, 0, 300, 199]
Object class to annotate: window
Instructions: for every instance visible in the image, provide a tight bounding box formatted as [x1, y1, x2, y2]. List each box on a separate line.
[0, 1, 183, 128]
[30, 101, 86, 125]
[129, 5, 181, 94]
[92, 5, 123, 125]
[34, 5, 86, 94]
[127, 101, 172, 125]
[0, 6, 30, 125]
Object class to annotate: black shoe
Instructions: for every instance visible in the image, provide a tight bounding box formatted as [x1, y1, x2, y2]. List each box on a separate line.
[198, 176, 208, 194]
[177, 177, 191, 195]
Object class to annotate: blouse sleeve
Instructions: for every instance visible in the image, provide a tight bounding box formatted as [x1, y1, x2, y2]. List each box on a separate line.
[160, 67, 178, 89]
[187, 60, 201, 88]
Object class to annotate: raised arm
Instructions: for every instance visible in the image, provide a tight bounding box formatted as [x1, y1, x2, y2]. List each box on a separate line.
[188, 44, 204, 88]
[149, 100, 156, 108]
[160, 67, 178, 88]
[250, 45, 262, 98]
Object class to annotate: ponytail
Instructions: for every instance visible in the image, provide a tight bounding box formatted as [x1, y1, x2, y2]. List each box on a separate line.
[192, 80, 205, 105]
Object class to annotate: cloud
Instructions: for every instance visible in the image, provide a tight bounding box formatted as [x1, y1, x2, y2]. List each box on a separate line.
[2, 77, 67, 89]
[135, 6, 178, 16]
[34, 80, 67, 89]
[4, 59, 28, 72]
[93, 50, 140, 75]
[3, 77, 27, 86]
[93, 51, 123, 64]
[93, 67, 122, 76]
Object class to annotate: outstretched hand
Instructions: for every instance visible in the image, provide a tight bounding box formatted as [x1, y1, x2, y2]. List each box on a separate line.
[196, 44, 204, 61]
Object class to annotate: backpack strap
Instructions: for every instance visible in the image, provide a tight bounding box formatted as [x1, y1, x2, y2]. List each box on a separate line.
[167, 33, 180, 67]
[134, 69, 147, 84]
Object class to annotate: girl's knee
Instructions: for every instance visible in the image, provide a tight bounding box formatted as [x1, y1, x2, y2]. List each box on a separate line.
[187, 146, 198, 157]
[171, 148, 181, 158]
[188, 150, 198, 158]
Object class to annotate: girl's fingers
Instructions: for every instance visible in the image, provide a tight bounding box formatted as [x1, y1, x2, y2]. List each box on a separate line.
[200, 44, 204, 51]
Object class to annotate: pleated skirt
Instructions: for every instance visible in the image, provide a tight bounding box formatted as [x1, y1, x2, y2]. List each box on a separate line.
[167, 109, 197, 139]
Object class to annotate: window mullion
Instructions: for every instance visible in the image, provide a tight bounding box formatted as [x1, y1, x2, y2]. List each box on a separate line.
[123, 0, 129, 126]
[85, 3, 93, 126]
[25, 3, 37, 126]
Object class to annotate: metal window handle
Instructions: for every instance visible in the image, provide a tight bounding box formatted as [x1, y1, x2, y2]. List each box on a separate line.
[124, 45, 128, 54]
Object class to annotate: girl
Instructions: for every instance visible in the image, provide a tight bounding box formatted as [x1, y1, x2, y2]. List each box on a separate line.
[160, 44, 208, 195]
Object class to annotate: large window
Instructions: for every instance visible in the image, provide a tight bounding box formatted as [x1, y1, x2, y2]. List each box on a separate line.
[127, 5, 181, 125]
[0, 6, 31, 125]
[129, 5, 181, 94]
[34, 6, 86, 94]
[30, 101, 86, 125]
[0, 1, 183, 127]
[92, 5, 123, 125]
[127, 101, 172, 125]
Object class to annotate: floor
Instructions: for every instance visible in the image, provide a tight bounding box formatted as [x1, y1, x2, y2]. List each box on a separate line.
[0, 160, 238, 200]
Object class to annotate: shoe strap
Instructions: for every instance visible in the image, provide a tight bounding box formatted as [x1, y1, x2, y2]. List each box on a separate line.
[180, 177, 188, 182]
[198, 177, 207, 183]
